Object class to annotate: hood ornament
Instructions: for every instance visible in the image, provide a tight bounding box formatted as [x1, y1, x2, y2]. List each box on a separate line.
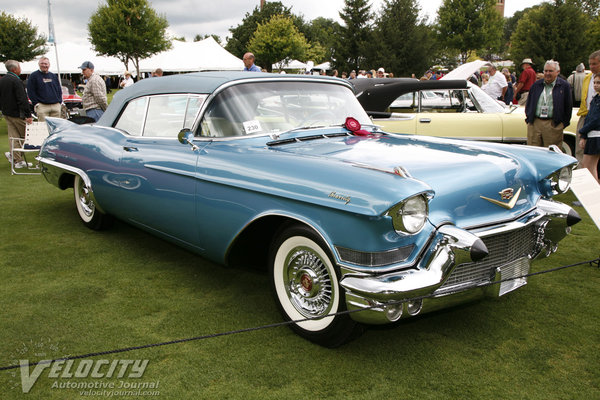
[481, 187, 522, 209]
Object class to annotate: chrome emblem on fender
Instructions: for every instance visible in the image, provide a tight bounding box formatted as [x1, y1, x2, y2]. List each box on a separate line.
[481, 187, 522, 209]
[329, 191, 351, 204]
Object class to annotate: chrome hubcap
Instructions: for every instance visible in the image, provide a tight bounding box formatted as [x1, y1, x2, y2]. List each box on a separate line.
[77, 184, 94, 217]
[285, 248, 333, 318]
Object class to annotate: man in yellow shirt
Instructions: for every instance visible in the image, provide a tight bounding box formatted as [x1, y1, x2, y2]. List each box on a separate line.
[576, 50, 600, 163]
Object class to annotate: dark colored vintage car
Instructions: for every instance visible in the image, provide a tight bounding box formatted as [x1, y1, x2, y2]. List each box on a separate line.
[351, 78, 579, 155]
[39, 72, 580, 346]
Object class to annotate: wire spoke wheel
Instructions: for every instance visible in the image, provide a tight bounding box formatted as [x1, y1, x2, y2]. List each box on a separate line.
[270, 224, 361, 347]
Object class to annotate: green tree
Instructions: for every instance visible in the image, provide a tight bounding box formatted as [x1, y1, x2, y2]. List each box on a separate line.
[334, 0, 374, 73]
[194, 34, 222, 45]
[88, 0, 171, 78]
[225, 2, 300, 59]
[437, 0, 503, 63]
[567, 0, 599, 17]
[370, 0, 435, 77]
[304, 17, 341, 64]
[510, 1, 589, 75]
[0, 12, 46, 62]
[588, 16, 600, 53]
[248, 15, 311, 72]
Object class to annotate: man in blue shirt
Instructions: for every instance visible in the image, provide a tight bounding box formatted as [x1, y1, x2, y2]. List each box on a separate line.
[243, 53, 261, 72]
[26, 57, 63, 121]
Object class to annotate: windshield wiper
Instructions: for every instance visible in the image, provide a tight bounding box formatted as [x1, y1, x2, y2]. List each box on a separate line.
[269, 124, 340, 140]
[267, 131, 351, 146]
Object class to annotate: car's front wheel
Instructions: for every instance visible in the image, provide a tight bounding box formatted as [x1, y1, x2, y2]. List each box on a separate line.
[269, 224, 362, 347]
[74, 174, 112, 230]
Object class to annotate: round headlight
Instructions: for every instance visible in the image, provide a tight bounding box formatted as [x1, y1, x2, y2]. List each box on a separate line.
[556, 166, 572, 193]
[388, 194, 429, 234]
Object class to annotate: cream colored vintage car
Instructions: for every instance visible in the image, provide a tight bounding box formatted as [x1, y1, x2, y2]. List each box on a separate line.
[352, 77, 579, 155]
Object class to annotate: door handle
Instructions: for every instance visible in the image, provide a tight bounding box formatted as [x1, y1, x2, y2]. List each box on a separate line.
[419, 118, 431, 123]
[123, 146, 138, 152]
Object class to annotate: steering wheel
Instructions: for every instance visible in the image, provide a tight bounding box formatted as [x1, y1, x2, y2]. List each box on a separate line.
[298, 110, 337, 127]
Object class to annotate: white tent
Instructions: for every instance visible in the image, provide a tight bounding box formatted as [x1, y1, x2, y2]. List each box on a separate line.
[0, 42, 124, 75]
[0, 37, 244, 76]
[272, 59, 309, 70]
[139, 37, 243, 73]
[314, 61, 331, 71]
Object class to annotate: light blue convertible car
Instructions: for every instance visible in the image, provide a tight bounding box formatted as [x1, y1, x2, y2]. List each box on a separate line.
[39, 72, 580, 347]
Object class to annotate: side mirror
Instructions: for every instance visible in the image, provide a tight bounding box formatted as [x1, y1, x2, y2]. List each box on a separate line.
[178, 128, 199, 151]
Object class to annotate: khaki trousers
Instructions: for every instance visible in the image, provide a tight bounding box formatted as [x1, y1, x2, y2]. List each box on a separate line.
[5, 115, 26, 163]
[527, 118, 564, 149]
[518, 92, 529, 106]
[34, 103, 62, 122]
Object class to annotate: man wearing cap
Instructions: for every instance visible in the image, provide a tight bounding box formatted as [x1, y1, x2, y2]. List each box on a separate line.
[575, 50, 600, 164]
[568, 63, 587, 107]
[377, 68, 385, 78]
[27, 56, 63, 121]
[514, 58, 537, 106]
[0, 60, 33, 168]
[79, 61, 107, 122]
[525, 60, 573, 149]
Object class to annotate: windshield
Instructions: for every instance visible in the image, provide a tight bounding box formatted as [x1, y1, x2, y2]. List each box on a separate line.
[467, 81, 506, 113]
[199, 81, 371, 138]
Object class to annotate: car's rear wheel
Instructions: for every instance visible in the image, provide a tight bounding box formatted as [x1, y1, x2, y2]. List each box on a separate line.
[269, 223, 362, 347]
[74, 175, 112, 230]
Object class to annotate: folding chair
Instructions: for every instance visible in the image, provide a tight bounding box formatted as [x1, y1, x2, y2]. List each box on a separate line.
[10, 121, 49, 175]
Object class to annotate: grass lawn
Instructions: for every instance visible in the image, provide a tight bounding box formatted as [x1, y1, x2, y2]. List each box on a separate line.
[0, 113, 598, 399]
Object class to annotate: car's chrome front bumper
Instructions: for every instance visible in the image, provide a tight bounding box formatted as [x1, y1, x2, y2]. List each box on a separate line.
[340, 199, 580, 324]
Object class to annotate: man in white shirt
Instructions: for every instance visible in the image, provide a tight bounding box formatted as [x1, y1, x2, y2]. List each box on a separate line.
[482, 65, 508, 101]
[119, 72, 134, 88]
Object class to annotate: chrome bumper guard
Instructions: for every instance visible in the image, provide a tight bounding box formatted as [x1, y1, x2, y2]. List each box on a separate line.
[341, 199, 580, 324]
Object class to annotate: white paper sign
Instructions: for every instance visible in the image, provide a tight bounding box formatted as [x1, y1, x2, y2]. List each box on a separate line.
[570, 168, 600, 231]
[243, 120, 262, 135]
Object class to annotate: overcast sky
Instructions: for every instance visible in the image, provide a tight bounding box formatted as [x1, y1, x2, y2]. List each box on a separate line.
[1, 0, 546, 46]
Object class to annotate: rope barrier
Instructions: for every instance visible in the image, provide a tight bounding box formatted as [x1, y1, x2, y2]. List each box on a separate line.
[1, 257, 598, 372]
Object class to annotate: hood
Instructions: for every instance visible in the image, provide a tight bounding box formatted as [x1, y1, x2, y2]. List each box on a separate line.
[268, 132, 573, 228]
[441, 60, 492, 81]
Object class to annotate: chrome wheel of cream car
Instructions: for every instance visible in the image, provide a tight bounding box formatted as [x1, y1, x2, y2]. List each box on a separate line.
[270, 223, 361, 347]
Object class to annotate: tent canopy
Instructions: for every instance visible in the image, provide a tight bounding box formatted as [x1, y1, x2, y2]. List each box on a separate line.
[272, 59, 308, 70]
[0, 37, 244, 75]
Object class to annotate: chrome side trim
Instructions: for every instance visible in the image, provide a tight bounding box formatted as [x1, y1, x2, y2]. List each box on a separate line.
[38, 156, 92, 188]
[37, 156, 107, 215]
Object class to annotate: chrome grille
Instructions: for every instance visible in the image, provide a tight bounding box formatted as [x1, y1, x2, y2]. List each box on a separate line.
[435, 224, 538, 296]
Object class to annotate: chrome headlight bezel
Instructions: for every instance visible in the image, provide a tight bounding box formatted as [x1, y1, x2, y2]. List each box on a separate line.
[547, 165, 574, 195]
[386, 193, 430, 235]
